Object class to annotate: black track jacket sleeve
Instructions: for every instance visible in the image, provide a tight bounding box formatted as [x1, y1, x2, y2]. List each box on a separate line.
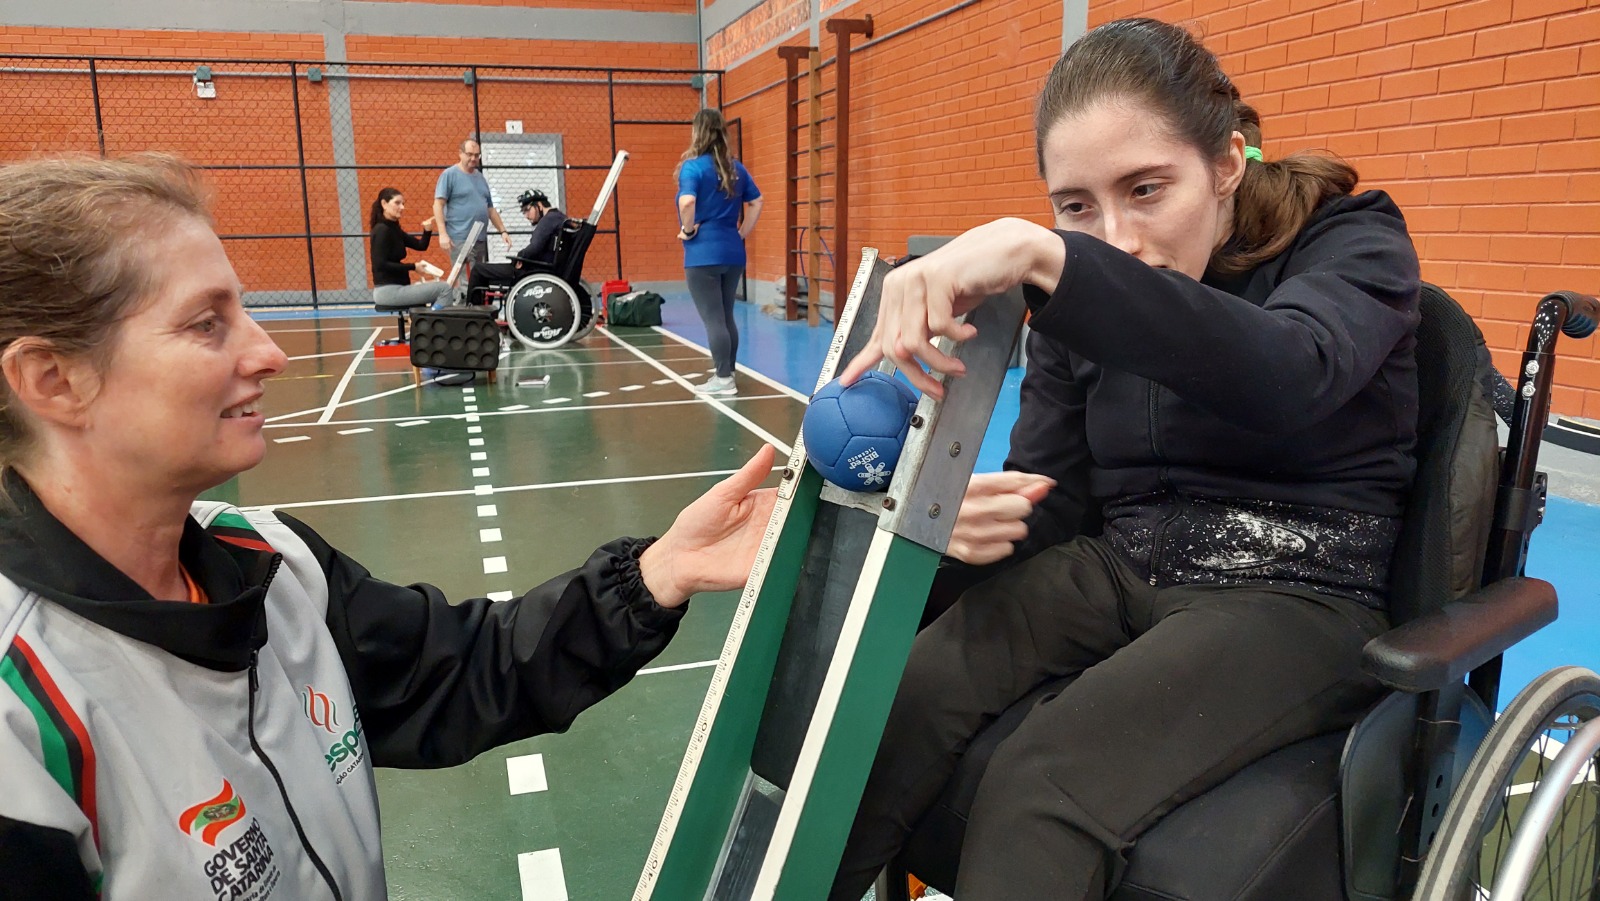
[370, 222, 433, 281]
[276, 513, 684, 769]
[0, 814, 96, 901]
[1027, 198, 1420, 435]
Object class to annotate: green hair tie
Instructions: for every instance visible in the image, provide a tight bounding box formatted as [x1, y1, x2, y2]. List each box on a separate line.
[1244, 146, 1263, 162]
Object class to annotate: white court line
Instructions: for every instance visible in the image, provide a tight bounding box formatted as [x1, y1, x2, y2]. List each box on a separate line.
[599, 327, 792, 455]
[273, 435, 311, 444]
[477, 504, 498, 517]
[266, 400, 788, 431]
[506, 754, 548, 795]
[288, 348, 363, 361]
[517, 849, 568, 901]
[267, 374, 444, 423]
[245, 466, 771, 512]
[471, 452, 488, 461]
[337, 427, 373, 436]
[488, 590, 513, 601]
[637, 659, 719, 676]
[473, 467, 491, 478]
[582, 391, 609, 398]
[653, 326, 810, 401]
[479, 528, 502, 542]
[483, 556, 508, 574]
[316, 328, 383, 424]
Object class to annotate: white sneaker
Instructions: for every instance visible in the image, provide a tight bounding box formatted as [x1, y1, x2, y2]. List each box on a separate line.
[695, 375, 738, 397]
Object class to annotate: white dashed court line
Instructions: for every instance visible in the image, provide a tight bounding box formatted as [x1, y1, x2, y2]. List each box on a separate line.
[479, 528, 502, 543]
[465, 405, 479, 412]
[397, 420, 429, 427]
[488, 590, 513, 602]
[470, 438, 485, 446]
[500, 404, 529, 411]
[287, 348, 362, 361]
[337, 427, 373, 436]
[477, 505, 498, 517]
[506, 754, 548, 795]
[473, 467, 491, 478]
[466, 414, 481, 422]
[247, 468, 768, 512]
[273, 435, 311, 444]
[474, 484, 493, 495]
[472, 452, 488, 461]
[620, 384, 645, 391]
[468, 426, 483, 434]
[582, 390, 609, 398]
[542, 397, 571, 405]
[517, 849, 568, 901]
[483, 556, 508, 574]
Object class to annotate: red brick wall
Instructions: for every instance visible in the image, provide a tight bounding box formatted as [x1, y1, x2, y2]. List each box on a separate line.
[1085, 0, 1600, 417]
[717, 1, 1071, 304]
[0, 28, 700, 291]
[359, 0, 693, 9]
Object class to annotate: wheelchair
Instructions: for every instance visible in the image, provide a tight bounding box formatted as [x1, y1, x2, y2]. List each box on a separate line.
[877, 285, 1600, 901]
[467, 150, 628, 351]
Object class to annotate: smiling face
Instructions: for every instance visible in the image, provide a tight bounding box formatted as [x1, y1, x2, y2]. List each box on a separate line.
[1040, 97, 1245, 280]
[82, 217, 288, 493]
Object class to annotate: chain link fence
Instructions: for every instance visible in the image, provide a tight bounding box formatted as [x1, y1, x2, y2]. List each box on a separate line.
[0, 54, 719, 308]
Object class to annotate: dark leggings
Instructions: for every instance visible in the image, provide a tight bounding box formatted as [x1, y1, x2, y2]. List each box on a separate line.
[686, 264, 743, 377]
[829, 536, 1388, 900]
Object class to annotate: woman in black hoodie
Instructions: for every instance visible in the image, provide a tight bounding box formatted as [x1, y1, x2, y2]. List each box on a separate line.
[830, 18, 1421, 900]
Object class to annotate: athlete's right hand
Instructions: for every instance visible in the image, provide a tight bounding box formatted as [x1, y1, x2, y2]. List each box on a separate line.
[947, 471, 1055, 565]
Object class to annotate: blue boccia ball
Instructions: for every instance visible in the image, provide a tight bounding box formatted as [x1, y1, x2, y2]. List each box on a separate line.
[802, 371, 919, 492]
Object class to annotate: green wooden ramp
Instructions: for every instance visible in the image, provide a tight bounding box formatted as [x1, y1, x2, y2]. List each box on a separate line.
[635, 247, 1026, 901]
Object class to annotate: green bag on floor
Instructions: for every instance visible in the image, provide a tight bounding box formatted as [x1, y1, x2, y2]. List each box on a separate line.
[608, 291, 665, 327]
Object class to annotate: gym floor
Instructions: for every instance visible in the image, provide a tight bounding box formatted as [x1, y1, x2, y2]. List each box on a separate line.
[216, 296, 1600, 900]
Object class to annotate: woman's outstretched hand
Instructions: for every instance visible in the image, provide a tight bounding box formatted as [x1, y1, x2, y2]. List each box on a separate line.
[641, 445, 780, 608]
[840, 218, 1066, 397]
[947, 471, 1055, 565]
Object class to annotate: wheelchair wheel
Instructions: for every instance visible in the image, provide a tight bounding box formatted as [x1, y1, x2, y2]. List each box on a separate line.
[506, 273, 589, 350]
[1414, 666, 1600, 900]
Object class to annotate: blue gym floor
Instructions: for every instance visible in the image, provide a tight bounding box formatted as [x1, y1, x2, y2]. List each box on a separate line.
[654, 293, 1600, 711]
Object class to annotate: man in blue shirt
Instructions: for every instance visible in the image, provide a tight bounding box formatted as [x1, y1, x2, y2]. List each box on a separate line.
[433, 138, 513, 266]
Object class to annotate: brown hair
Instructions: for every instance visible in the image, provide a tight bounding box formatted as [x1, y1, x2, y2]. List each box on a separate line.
[1035, 18, 1358, 274]
[677, 108, 738, 197]
[0, 153, 212, 471]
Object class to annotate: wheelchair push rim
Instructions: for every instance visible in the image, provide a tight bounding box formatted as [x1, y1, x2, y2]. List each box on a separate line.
[506, 274, 593, 350]
[1415, 666, 1600, 901]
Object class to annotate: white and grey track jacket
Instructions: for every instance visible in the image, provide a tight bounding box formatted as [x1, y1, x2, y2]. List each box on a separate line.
[0, 478, 682, 900]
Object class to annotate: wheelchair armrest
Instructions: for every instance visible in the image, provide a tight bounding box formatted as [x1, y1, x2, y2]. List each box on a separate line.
[1361, 576, 1557, 693]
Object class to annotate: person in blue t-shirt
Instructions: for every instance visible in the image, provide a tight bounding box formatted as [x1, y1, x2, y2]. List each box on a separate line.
[433, 138, 513, 267]
[676, 109, 762, 397]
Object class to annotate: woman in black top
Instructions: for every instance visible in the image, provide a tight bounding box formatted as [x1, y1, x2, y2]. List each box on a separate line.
[370, 187, 451, 310]
[829, 19, 1421, 900]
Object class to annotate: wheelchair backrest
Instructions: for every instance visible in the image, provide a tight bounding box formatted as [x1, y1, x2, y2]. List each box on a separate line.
[551, 217, 596, 285]
[1385, 283, 1500, 627]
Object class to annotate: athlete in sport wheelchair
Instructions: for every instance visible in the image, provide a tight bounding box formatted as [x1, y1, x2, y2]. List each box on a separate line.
[464, 151, 628, 350]
[876, 285, 1599, 901]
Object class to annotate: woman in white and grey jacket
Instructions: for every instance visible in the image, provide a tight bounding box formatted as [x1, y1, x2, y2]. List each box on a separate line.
[0, 154, 777, 901]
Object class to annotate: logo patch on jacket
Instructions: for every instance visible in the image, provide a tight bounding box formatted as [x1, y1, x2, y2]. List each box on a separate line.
[304, 685, 366, 784]
[179, 781, 285, 900]
[179, 780, 247, 846]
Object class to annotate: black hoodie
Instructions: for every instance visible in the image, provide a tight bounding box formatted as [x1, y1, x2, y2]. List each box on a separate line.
[1008, 190, 1420, 607]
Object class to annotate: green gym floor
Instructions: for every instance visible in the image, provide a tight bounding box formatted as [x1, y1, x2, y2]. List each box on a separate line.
[210, 315, 804, 900]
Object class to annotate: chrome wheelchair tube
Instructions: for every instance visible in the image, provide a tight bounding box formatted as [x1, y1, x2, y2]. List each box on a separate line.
[1488, 713, 1600, 899]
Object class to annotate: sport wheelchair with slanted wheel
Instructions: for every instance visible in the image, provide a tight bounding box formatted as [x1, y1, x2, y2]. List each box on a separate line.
[877, 286, 1599, 901]
[468, 150, 628, 350]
